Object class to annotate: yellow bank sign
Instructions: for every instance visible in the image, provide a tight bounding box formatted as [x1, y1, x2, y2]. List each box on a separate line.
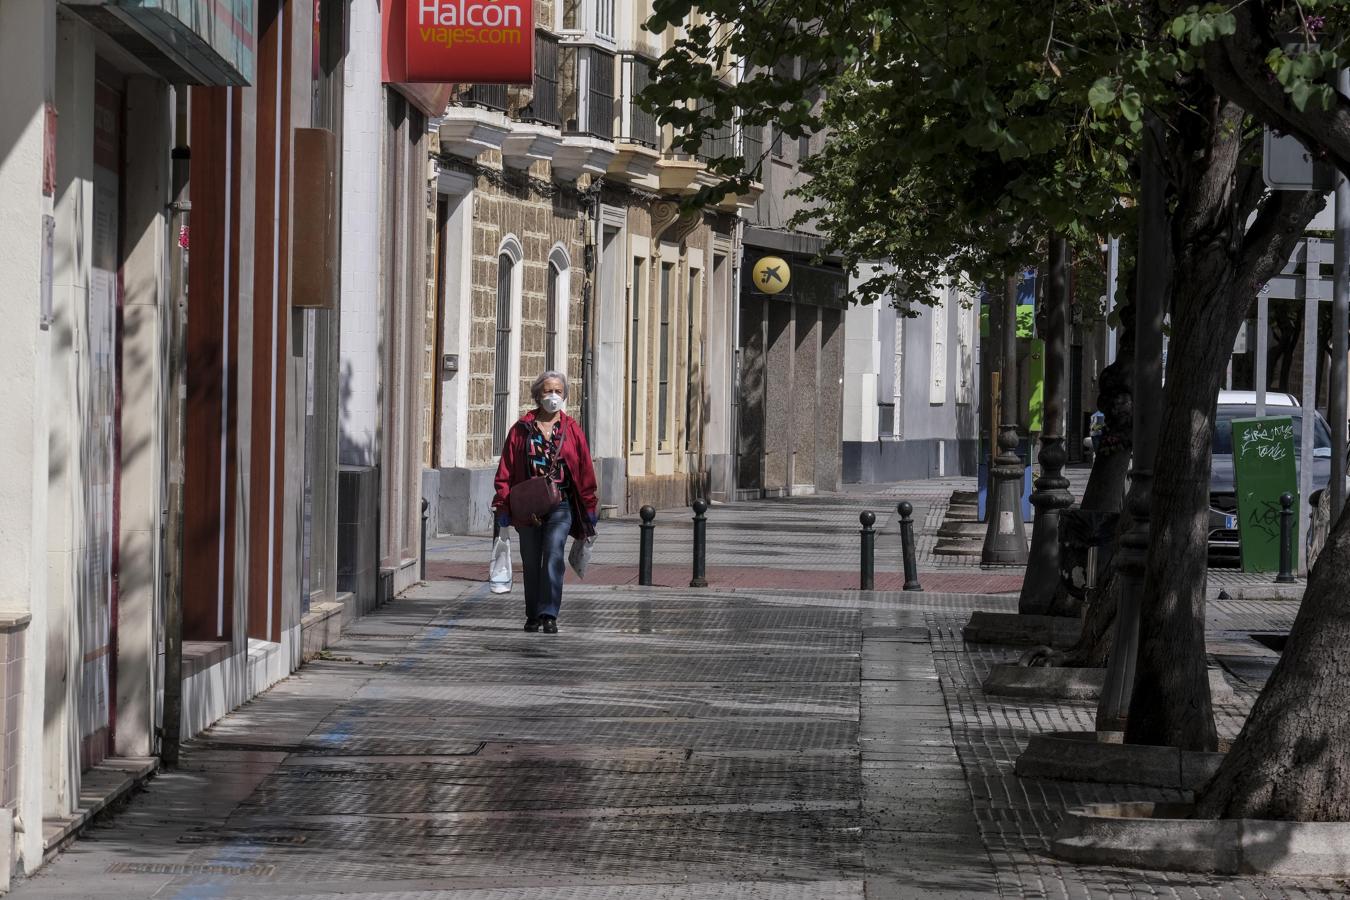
[751, 256, 790, 294]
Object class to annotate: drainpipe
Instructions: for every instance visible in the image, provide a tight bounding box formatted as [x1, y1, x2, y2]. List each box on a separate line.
[581, 182, 598, 440]
[161, 89, 190, 768]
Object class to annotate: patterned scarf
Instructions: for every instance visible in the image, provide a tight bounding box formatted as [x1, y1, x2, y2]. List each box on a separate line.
[527, 419, 568, 484]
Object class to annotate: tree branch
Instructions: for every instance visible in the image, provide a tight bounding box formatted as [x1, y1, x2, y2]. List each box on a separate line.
[1237, 187, 1328, 292]
[1210, 3, 1350, 179]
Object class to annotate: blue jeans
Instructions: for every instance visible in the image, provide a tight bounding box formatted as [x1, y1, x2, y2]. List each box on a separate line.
[516, 500, 572, 619]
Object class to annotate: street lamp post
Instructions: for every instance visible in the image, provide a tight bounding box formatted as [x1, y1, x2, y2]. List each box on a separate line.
[1019, 236, 1073, 612]
[1098, 115, 1168, 732]
[983, 274, 1030, 565]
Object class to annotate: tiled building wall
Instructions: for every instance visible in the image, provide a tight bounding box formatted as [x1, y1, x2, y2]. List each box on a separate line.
[0, 622, 24, 812]
[465, 156, 586, 466]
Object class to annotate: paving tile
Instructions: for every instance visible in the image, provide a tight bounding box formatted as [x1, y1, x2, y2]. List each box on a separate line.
[14, 484, 1336, 899]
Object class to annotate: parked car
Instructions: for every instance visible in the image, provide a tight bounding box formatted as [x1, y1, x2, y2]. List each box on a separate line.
[1207, 391, 1335, 564]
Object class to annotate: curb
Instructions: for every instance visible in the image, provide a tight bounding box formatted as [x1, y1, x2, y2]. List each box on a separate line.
[1053, 801, 1350, 875]
[1015, 731, 1224, 790]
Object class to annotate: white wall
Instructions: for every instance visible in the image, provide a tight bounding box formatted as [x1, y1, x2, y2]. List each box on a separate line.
[592, 208, 627, 460]
[116, 76, 170, 760]
[703, 244, 735, 456]
[0, 0, 56, 874]
[47, 16, 97, 821]
[436, 176, 473, 469]
[338, 0, 384, 466]
[843, 275, 881, 443]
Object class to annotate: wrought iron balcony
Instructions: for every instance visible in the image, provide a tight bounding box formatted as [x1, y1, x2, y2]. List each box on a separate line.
[742, 123, 765, 175]
[618, 54, 657, 148]
[579, 47, 615, 140]
[517, 31, 561, 127]
[454, 83, 509, 113]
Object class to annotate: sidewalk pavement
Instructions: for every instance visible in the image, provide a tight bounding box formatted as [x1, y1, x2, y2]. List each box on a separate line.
[9, 486, 1325, 899]
[11, 569, 1336, 898]
[429, 475, 1303, 597]
[428, 560, 1027, 595]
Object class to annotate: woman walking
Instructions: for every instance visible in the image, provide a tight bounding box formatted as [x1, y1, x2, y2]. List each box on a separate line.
[492, 371, 598, 633]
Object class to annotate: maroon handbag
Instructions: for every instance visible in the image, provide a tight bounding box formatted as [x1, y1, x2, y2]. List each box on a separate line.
[509, 475, 561, 525]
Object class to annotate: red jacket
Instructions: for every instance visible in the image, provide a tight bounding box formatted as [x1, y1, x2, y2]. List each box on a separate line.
[492, 411, 598, 539]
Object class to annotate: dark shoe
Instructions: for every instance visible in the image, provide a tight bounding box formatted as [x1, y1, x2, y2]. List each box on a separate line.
[524, 617, 540, 633]
[541, 616, 558, 634]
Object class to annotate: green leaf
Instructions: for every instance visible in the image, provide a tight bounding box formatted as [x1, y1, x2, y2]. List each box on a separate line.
[1291, 80, 1315, 112]
[1119, 91, 1142, 123]
[1088, 79, 1116, 114]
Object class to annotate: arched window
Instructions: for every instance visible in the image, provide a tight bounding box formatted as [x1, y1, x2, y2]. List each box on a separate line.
[494, 237, 524, 453]
[546, 245, 570, 374]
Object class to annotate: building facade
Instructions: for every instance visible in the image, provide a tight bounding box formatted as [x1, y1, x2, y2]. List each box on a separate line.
[842, 266, 982, 483]
[0, 0, 437, 885]
[427, 0, 744, 530]
[733, 111, 848, 499]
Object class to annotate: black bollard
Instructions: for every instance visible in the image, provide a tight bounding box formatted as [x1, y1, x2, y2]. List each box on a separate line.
[420, 498, 429, 581]
[898, 501, 922, 592]
[690, 499, 709, 588]
[639, 505, 656, 586]
[1277, 492, 1296, 584]
[860, 510, 876, 590]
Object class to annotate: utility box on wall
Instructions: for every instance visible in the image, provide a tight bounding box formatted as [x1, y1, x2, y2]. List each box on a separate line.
[291, 128, 338, 309]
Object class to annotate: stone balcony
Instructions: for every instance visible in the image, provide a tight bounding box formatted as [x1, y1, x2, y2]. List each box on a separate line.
[552, 134, 619, 182]
[438, 106, 512, 161]
[500, 121, 562, 171]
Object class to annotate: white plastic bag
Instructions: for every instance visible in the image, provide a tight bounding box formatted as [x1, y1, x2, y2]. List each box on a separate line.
[568, 536, 595, 579]
[489, 536, 513, 594]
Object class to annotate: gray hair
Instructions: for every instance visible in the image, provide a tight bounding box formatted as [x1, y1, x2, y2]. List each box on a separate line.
[530, 370, 568, 402]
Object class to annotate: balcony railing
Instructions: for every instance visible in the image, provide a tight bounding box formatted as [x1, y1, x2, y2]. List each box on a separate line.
[618, 54, 657, 148]
[582, 47, 615, 140]
[454, 83, 508, 113]
[518, 31, 560, 127]
[742, 122, 764, 175]
[696, 115, 734, 164]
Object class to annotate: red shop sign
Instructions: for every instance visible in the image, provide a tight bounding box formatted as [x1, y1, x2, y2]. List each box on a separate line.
[404, 0, 533, 83]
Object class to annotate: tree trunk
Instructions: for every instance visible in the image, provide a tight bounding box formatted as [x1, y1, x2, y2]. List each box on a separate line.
[1070, 566, 1119, 668]
[1125, 263, 1239, 751]
[1196, 503, 1350, 820]
[1123, 93, 1326, 752]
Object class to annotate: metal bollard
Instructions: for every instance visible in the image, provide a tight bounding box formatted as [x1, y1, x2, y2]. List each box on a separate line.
[420, 498, 429, 581]
[690, 499, 709, 588]
[639, 505, 656, 586]
[898, 501, 922, 592]
[860, 510, 876, 590]
[1277, 492, 1296, 584]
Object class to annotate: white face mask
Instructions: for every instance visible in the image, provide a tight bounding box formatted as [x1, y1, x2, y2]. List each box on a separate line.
[540, 392, 565, 413]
